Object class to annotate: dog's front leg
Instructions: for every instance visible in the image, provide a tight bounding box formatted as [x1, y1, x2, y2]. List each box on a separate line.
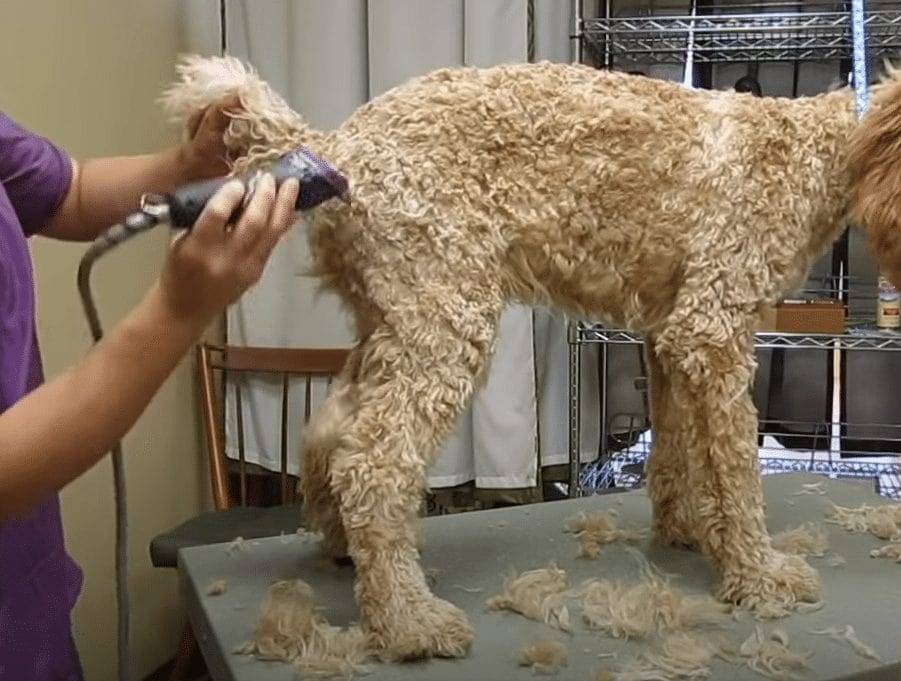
[327, 312, 501, 660]
[655, 307, 821, 618]
[644, 337, 697, 549]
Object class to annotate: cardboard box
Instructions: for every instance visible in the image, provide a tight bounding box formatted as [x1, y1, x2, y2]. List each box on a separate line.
[758, 298, 845, 334]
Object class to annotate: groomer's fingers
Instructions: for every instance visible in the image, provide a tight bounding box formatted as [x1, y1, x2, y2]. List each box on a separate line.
[254, 178, 300, 257]
[234, 179, 299, 284]
[187, 95, 241, 140]
[230, 173, 277, 254]
[202, 95, 242, 135]
[186, 105, 208, 140]
[190, 179, 246, 244]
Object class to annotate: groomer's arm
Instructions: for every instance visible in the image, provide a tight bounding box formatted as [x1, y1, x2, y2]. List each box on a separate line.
[40, 96, 239, 242]
[0, 174, 299, 520]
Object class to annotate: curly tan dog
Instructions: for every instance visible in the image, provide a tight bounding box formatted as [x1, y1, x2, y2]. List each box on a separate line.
[162, 54, 894, 661]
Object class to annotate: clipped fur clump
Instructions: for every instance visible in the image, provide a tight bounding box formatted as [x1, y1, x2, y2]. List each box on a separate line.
[159, 53, 901, 660]
[870, 543, 901, 562]
[579, 550, 732, 639]
[485, 563, 572, 632]
[225, 536, 246, 555]
[771, 523, 829, 558]
[792, 482, 827, 496]
[824, 553, 847, 568]
[205, 579, 228, 596]
[612, 633, 730, 680]
[826, 503, 901, 541]
[563, 510, 644, 559]
[518, 639, 569, 675]
[235, 579, 371, 680]
[810, 624, 881, 661]
[737, 626, 812, 681]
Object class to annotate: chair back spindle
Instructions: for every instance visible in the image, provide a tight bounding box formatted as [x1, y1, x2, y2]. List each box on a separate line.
[196, 343, 350, 510]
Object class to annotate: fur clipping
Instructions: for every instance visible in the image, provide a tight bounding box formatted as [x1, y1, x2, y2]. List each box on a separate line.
[810, 625, 881, 662]
[205, 579, 228, 596]
[736, 626, 812, 681]
[485, 563, 572, 632]
[612, 632, 731, 681]
[770, 523, 829, 558]
[826, 502, 901, 541]
[870, 542, 901, 562]
[235, 579, 370, 679]
[563, 510, 644, 559]
[578, 549, 732, 640]
[518, 639, 569, 675]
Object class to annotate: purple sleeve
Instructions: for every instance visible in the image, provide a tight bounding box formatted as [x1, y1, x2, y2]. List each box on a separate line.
[0, 111, 73, 236]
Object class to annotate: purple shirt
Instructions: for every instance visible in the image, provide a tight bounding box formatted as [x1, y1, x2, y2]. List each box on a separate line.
[0, 111, 83, 679]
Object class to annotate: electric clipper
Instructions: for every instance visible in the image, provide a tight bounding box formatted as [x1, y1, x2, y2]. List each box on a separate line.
[146, 145, 350, 228]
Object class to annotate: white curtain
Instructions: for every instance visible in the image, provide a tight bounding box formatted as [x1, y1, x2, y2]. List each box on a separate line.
[180, 0, 602, 490]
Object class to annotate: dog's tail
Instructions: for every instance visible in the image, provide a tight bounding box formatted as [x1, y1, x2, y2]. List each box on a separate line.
[848, 63, 901, 288]
[159, 53, 317, 170]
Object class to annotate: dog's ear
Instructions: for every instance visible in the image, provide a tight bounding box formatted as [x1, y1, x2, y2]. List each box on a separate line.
[848, 65, 901, 288]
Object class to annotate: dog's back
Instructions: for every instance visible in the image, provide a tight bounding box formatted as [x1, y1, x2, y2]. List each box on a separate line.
[316, 62, 856, 329]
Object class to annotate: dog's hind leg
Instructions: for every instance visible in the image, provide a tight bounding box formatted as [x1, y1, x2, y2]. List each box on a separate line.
[329, 294, 501, 660]
[644, 337, 697, 549]
[298, 346, 363, 563]
[655, 293, 820, 617]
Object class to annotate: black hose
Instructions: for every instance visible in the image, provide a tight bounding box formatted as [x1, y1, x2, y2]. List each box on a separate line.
[76, 209, 162, 681]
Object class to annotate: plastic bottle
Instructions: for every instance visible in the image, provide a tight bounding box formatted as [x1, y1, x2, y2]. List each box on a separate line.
[877, 274, 901, 329]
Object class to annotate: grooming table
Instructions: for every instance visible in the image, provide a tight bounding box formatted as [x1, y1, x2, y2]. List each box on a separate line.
[177, 473, 901, 681]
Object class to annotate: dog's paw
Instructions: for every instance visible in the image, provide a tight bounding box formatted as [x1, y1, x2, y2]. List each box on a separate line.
[717, 551, 821, 618]
[364, 594, 474, 661]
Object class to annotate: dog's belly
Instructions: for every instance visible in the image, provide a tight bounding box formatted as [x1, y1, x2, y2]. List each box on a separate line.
[504, 232, 684, 332]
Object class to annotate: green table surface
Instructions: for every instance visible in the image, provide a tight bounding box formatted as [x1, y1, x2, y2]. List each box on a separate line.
[178, 473, 901, 681]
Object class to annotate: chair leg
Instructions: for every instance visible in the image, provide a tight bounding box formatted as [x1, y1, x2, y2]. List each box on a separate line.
[168, 623, 198, 681]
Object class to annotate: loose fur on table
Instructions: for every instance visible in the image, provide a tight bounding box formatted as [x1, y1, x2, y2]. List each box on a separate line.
[234, 579, 370, 679]
[870, 542, 901, 562]
[612, 632, 729, 681]
[736, 626, 812, 681]
[205, 579, 228, 596]
[578, 550, 732, 639]
[485, 563, 573, 632]
[563, 510, 644, 559]
[809, 624, 882, 662]
[160, 53, 901, 660]
[770, 523, 830, 558]
[518, 639, 569, 675]
[826, 503, 901, 541]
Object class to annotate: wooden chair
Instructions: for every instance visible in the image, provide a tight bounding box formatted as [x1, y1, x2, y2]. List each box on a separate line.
[149, 341, 350, 681]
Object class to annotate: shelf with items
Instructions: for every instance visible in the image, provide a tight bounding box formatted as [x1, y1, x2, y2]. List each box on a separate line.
[578, 3, 901, 66]
[577, 414, 901, 501]
[566, 315, 901, 499]
[572, 320, 901, 351]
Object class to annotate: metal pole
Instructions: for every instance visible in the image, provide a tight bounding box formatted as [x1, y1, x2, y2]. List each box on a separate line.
[219, 0, 228, 56]
[851, 0, 869, 117]
[568, 321, 583, 497]
[572, 0, 584, 64]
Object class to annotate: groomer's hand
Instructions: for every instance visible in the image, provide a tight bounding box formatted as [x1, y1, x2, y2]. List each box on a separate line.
[158, 173, 300, 322]
[180, 95, 242, 180]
